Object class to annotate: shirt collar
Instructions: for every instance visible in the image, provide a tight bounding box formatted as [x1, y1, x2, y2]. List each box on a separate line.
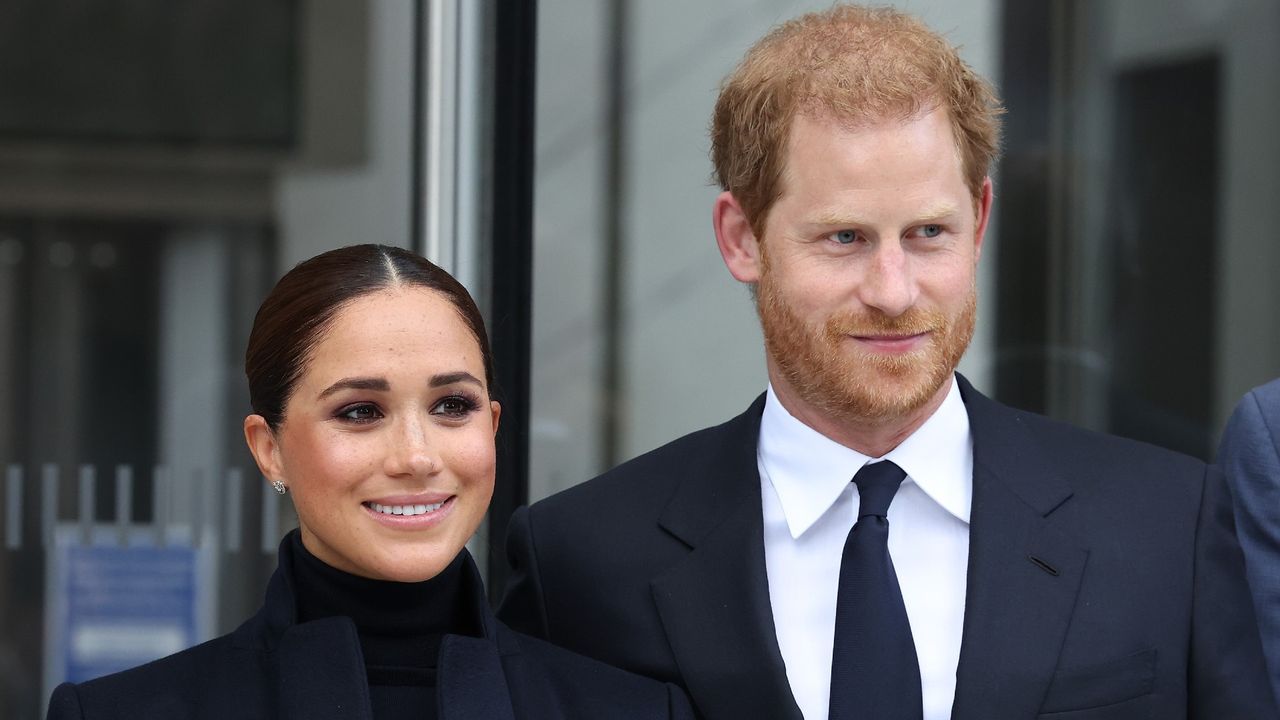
[759, 376, 973, 539]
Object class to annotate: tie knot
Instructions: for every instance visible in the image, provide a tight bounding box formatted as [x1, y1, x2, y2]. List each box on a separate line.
[852, 460, 906, 518]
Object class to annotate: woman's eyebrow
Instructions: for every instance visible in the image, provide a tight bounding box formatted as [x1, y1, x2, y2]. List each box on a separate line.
[429, 371, 482, 388]
[317, 377, 389, 400]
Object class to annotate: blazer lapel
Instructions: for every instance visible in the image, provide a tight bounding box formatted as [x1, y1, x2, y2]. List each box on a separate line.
[437, 550, 517, 720]
[950, 377, 1088, 720]
[437, 634, 517, 720]
[650, 395, 803, 720]
[276, 617, 374, 720]
[256, 540, 374, 720]
[265, 540, 514, 720]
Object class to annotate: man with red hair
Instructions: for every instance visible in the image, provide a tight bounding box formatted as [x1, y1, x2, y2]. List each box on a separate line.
[501, 6, 1275, 719]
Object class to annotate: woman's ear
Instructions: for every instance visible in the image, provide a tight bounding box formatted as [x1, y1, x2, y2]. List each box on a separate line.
[489, 400, 502, 438]
[244, 415, 285, 485]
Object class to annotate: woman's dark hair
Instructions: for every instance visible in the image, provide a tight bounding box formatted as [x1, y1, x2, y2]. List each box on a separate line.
[245, 244, 494, 429]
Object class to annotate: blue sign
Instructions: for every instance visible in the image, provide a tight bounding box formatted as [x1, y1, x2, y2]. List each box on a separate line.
[45, 528, 210, 695]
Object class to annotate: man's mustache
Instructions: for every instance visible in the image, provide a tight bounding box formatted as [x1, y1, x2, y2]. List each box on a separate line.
[825, 309, 947, 338]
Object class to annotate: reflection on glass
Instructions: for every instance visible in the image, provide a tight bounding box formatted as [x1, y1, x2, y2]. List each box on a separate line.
[0, 2, 416, 717]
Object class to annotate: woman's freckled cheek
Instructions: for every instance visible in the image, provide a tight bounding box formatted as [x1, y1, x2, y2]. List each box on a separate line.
[300, 435, 375, 488]
[457, 443, 497, 478]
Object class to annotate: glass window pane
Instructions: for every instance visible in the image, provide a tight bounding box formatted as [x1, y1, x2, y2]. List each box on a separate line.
[997, 0, 1280, 456]
[0, 2, 415, 715]
[528, 0, 1002, 500]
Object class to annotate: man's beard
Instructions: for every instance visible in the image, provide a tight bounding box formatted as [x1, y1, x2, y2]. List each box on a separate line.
[755, 263, 976, 427]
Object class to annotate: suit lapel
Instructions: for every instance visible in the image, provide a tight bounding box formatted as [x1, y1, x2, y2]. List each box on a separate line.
[276, 617, 374, 720]
[647, 381, 1088, 719]
[437, 635, 517, 720]
[437, 552, 518, 720]
[651, 395, 803, 720]
[263, 542, 374, 720]
[950, 377, 1088, 720]
[268, 542, 515, 720]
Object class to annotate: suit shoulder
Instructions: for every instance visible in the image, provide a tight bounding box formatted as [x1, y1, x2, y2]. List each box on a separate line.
[503, 626, 687, 715]
[56, 635, 263, 718]
[999, 401, 1208, 485]
[1250, 376, 1280, 403]
[1244, 378, 1280, 425]
[1220, 378, 1280, 431]
[1218, 378, 1280, 468]
[529, 400, 759, 518]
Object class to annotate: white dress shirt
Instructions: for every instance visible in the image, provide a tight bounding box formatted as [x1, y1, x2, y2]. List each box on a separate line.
[760, 376, 973, 720]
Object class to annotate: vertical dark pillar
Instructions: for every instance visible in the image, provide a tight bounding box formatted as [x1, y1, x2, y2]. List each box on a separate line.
[994, 0, 1055, 412]
[410, 1, 425, 253]
[486, 0, 537, 603]
[601, 0, 628, 468]
[1107, 58, 1219, 459]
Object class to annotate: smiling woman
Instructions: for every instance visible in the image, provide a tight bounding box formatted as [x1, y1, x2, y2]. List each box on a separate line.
[44, 245, 693, 720]
[243, 279, 500, 585]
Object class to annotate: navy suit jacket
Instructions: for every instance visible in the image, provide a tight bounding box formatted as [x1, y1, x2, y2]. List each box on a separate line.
[500, 376, 1276, 720]
[1218, 377, 1280, 706]
[47, 542, 693, 720]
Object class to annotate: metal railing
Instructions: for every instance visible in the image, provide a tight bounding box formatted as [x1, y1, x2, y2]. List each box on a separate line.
[2, 464, 286, 553]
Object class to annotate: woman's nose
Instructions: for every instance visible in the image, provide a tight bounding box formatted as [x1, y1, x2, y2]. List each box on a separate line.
[383, 417, 441, 478]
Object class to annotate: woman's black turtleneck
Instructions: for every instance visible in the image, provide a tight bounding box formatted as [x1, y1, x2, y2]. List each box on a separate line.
[290, 531, 480, 719]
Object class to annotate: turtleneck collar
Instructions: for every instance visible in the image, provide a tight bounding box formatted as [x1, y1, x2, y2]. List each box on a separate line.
[289, 530, 479, 639]
[286, 528, 481, 690]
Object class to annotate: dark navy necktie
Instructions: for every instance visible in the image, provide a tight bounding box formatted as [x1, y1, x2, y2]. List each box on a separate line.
[828, 460, 923, 720]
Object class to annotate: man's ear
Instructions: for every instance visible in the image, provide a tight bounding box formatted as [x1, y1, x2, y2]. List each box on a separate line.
[244, 415, 285, 486]
[713, 191, 763, 283]
[973, 176, 994, 262]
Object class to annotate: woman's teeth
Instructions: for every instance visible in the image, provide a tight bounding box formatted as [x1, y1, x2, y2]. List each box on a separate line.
[365, 501, 446, 516]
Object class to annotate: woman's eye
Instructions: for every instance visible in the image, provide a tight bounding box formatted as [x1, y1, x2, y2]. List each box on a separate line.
[432, 395, 478, 418]
[337, 404, 382, 423]
[830, 229, 858, 245]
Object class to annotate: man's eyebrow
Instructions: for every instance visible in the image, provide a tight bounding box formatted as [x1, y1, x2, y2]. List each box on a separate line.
[912, 201, 961, 222]
[317, 377, 389, 400]
[429, 371, 483, 388]
[810, 210, 874, 228]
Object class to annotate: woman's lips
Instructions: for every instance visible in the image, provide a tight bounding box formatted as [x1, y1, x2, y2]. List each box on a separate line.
[361, 495, 456, 527]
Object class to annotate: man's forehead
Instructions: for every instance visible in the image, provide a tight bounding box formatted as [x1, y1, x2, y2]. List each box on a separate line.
[777, 108, 965, 182]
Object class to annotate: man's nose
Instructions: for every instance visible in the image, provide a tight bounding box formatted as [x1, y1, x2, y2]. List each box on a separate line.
[856, 240, 916, 317]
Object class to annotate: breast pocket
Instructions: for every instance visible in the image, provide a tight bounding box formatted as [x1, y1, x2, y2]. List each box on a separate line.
[1036, 648, 1156, 720]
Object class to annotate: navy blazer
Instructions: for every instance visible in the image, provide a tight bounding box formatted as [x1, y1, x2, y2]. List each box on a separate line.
[1218, 377, 1280, 705]
[47, 542, 693, 719]
[500, 375, 1277, 720]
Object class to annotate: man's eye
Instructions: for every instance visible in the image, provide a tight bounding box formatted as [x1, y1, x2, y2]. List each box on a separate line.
[830, 230, 858, 245]
[920, 224, 942, 238]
